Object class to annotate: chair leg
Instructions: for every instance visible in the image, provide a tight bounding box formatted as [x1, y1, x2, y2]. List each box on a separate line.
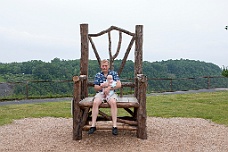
[136, 108, 147, 139]
[73, 108, 90, 140]
[73, 108, 83, 140]
[137, 121, 147, 139]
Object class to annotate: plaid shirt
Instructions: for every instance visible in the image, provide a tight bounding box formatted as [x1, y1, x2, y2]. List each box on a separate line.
[94, 70, 120, 92]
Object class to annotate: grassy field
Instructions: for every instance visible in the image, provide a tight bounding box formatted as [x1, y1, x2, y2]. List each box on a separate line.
[148, 91, 228, 126]
[0, 91, 227, 126]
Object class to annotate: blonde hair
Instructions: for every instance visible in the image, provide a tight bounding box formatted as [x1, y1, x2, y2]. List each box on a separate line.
[101, 59, 109, 64]
[107, 75, 113, 79]
[100, 59, 110, 67]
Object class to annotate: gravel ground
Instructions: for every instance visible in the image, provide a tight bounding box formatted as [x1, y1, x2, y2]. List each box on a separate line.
[0, 117, 227, 152]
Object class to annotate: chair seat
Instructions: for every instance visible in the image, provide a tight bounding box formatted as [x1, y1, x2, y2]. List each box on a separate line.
[79, 96, 139, 108]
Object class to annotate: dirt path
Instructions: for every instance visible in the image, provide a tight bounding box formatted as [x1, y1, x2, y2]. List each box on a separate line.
[0, 117, 227, 152]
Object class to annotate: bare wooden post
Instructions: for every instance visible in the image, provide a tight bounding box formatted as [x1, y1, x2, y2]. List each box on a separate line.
[137, 74, 147, 139]
[25, 81, 29, 99]
[134, 25, 147, 140]
[170, 79, 173, 92]
[134, 25, 143, 98]
[72, 76, 82, 140]
[207, 76, 211, 89]
[80, 24, 89, 98]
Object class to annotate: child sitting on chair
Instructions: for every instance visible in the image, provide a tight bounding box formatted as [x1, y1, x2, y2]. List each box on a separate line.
[100, 75, 117, 101]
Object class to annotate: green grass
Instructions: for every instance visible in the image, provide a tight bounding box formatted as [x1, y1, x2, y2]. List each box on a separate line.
[0, 102, 72, 126]
[147, 91, 228, 126]
[0, 91, 227, 126]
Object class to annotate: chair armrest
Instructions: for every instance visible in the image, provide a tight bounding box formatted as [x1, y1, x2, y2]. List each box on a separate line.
[72, 75, 87, 82]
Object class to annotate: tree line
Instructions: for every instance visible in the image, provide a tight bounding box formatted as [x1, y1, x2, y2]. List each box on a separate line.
[0, 58, 227, 99]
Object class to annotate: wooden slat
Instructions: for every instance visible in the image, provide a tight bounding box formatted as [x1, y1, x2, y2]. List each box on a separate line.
[83, 123, 137, 131]
[79, 97, 139, 108]
[98, 111, 138, 126]
[87, 81, 135, 87]
[80, 97, 93, 102]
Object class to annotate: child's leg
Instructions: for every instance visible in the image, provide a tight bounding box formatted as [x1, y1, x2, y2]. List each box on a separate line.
[106, 92, 114, 101]
[106, 94, 110, 100]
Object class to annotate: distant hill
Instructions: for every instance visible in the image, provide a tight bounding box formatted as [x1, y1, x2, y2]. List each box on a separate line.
[0, 58, 226, 97]
[141, 59, 225, 91]
[143, 59, 222, 78]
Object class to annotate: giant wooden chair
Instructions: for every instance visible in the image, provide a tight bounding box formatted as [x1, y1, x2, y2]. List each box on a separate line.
[72, 24, 147, 140]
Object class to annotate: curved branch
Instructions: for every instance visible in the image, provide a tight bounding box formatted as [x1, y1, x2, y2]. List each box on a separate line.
[113, 31, 122, 59]
[108, 32, 114, 70]
[89, 26, 135, 37]
[88, 36, 101, 65]
[108, 31, 112, 58]
[118, 36, 135, 75]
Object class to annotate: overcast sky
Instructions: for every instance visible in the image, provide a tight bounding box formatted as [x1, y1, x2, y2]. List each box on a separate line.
[0, 0, 228, 67]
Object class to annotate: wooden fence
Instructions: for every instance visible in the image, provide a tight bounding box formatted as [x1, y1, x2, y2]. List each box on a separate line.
[0, 76, 227, 101]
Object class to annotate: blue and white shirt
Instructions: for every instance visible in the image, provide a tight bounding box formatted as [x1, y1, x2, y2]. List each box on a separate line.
[94, 70, 120, 92]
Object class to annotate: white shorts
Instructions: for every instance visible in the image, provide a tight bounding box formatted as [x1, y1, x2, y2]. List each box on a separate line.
[94, 92, 118, 102]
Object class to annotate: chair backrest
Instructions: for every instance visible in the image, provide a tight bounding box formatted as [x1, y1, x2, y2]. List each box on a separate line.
[80, 24, 143, 96]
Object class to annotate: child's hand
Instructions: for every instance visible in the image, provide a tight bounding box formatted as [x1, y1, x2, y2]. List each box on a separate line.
[102, 82, 108, 88]
[100, 83, 104, 87]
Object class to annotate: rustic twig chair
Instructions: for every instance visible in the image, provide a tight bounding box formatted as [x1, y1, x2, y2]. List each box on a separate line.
[72, 24, 147, 140]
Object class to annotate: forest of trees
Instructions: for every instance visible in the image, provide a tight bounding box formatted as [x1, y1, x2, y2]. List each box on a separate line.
[0, 58, 227, 99]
